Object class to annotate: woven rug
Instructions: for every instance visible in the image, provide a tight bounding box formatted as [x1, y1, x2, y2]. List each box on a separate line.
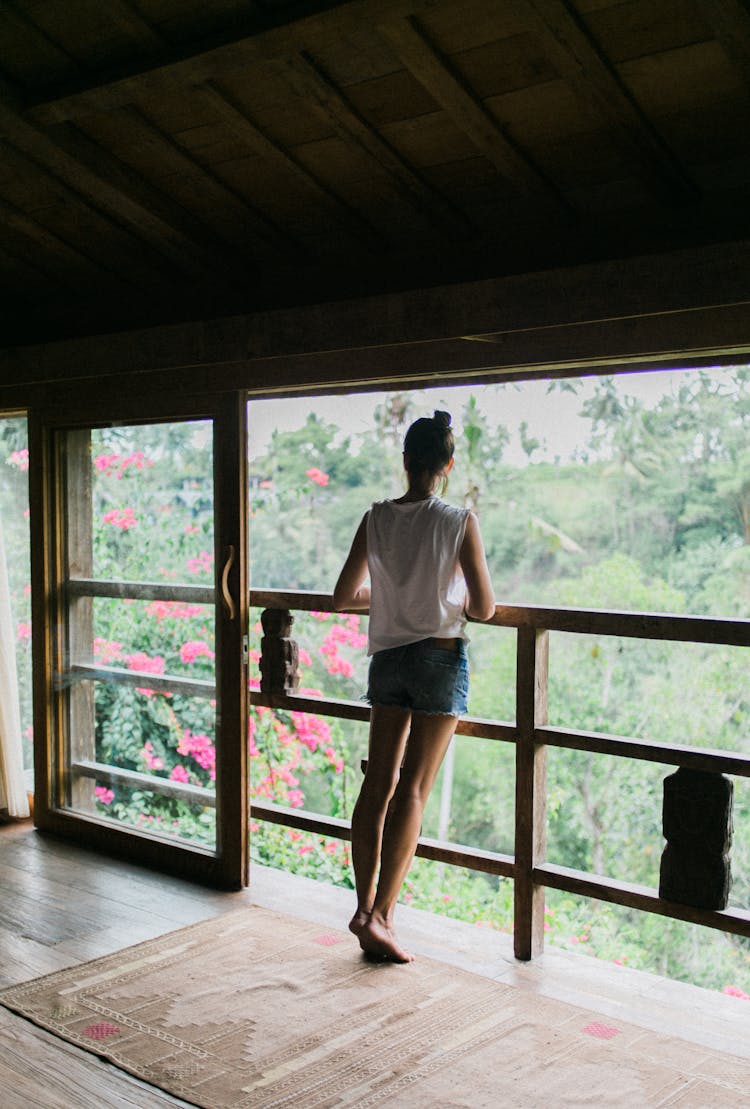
[1, 907, 748, 1108]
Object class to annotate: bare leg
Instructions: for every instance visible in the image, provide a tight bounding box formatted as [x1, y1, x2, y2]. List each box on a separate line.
[357, 712, 458, 963]
[349, 705, 411, 940]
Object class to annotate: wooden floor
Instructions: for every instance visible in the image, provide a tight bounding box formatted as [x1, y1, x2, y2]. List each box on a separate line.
[2, 820, 749, 1108]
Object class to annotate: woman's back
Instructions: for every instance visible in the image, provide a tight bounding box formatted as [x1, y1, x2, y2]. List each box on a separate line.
[366, 496, 469, 653]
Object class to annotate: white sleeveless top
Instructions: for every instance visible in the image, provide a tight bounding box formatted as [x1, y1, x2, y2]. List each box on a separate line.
[366, 496, 471, 655]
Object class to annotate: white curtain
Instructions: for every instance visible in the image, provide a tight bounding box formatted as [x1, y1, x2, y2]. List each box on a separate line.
[0, 519, 30, 818]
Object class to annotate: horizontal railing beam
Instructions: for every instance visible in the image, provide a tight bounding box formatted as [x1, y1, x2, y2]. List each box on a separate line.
[539, 727, 750, 778]
[71, 758, 216, 806]
[68, 577, 215, 603]
[250, 691, 516, 742]
[536, 862, 750, 939]
[69, 663, 215, 698]
[249, 800, 514, 875]
[250, 589, 750, 647]
[492, 604, 750, 647]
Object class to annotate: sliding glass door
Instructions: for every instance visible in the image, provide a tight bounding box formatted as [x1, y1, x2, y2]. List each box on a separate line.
[31, 394, 248, 887]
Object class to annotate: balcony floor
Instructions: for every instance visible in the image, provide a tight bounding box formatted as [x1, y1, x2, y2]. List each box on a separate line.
[252, 862, 750, 1064]
[0, 821, 748, 1107]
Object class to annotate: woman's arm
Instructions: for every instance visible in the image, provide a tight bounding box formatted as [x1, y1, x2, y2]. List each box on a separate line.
[333, 513, 371, 612]
[459, 511, 496, 622]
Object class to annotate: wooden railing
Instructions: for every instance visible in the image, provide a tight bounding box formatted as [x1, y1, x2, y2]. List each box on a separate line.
[65, 576, 750, 960]
[249, 589, 750, 961]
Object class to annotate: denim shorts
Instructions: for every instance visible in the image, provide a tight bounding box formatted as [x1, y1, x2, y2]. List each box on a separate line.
[365, 638, 469, 716]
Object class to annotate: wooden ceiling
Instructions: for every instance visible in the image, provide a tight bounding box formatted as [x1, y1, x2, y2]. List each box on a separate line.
[2, 0, 750, 347]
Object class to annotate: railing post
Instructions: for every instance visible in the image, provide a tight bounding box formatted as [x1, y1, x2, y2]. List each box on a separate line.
[514, 626, 549, 960]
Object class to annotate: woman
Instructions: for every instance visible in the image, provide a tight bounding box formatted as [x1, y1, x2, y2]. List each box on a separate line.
[333, 410, 495, 962]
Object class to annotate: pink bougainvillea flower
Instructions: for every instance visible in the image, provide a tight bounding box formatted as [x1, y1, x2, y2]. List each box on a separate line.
[145, 600, 205, 622]
[8, 448, 29, 471]
[306, 467, 329, 486]
[16, 621, 31, 641]
[95, 786, 115, 805]
[179, 639, 215, 664]
[102, 506, 137, 530]
[169, 765, 190, 783]
[141, 740, 164, 771]
[723, 985, 750, 999]
[298, 844, 314, 856]
[125, 652, 166, 674]
[177, 730, 216, 780]
[94, 453, 120, 475]
[125, 651, 166, 697]
[186, 550, 214, 575]
[93, 637, 123, 664]
[290, 711, 331, 752]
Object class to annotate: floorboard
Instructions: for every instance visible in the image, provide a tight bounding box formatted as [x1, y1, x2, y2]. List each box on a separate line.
[1, 819, 748, 1107]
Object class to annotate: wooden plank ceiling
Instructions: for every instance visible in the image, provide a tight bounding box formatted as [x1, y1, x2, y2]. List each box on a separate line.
[1, 0, 749, 346]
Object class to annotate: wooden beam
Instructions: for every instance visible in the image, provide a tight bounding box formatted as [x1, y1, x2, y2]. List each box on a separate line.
[0, 189, 135, 291]
[108, 103, 305, 263]
[21, 0, 443, 126]
[698, 0, 750, 83]
[99, 0, 165, 54]
[515, 0, 698, 203]
[0, 0, 85, 76]
[283, 48, 474, 237]
[44, 119, 249, 282]
[378, 14, 570, 210]
[192, 80, 384, 248]
[1, 240, 749, 395]
[0, 137, 187, 293]
[0, 85, 255, 278]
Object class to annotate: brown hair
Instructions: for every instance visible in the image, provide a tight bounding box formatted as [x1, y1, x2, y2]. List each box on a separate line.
[403, 410, 454, 490]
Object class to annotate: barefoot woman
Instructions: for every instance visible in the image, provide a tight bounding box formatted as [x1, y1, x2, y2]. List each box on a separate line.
[333, 410, 495, 962]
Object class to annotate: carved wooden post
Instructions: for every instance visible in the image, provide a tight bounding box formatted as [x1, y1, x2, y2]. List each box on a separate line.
[259, 608, 299, 694]
[659, 767, 733, 910]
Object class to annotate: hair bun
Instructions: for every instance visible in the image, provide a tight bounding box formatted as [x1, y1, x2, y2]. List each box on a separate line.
[433, 410, 451, 428]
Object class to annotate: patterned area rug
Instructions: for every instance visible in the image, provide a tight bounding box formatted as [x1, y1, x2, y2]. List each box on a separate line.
[1, 906, 748, 1108]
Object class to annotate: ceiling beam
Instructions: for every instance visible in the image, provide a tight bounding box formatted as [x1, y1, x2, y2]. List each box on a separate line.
[283, 49, 474, 238]
[22, 0, 441, 126]
[697, 0, 750, 83]
[106, 103, 305, 264]
[193, 80, 384, 249]
[98, 0, 166, 54]
[378, 14, 571, 211]
[0, 84, 254, 279]
[0, 189, 138, 293]
[45, 119, 251, 282]
[515, 0, 699, 204]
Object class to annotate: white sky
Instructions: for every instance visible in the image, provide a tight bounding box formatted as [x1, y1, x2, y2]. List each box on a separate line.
[247, 365, 736, 466]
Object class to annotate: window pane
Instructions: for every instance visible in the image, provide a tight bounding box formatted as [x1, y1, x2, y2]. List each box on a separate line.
[57, 420, 218, 850]
[0, 416, 32, 785]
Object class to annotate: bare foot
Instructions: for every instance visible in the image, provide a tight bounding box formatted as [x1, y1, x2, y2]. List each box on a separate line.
[358, 916, 414, 963]
[349, 908, 371, 938]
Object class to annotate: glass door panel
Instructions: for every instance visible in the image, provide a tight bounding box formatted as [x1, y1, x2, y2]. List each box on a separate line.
[33, 396, 248, 887]
[61, 420, 218, 846]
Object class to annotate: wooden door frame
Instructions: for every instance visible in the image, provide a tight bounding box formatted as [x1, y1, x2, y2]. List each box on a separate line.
[29, 391, 248, 889]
